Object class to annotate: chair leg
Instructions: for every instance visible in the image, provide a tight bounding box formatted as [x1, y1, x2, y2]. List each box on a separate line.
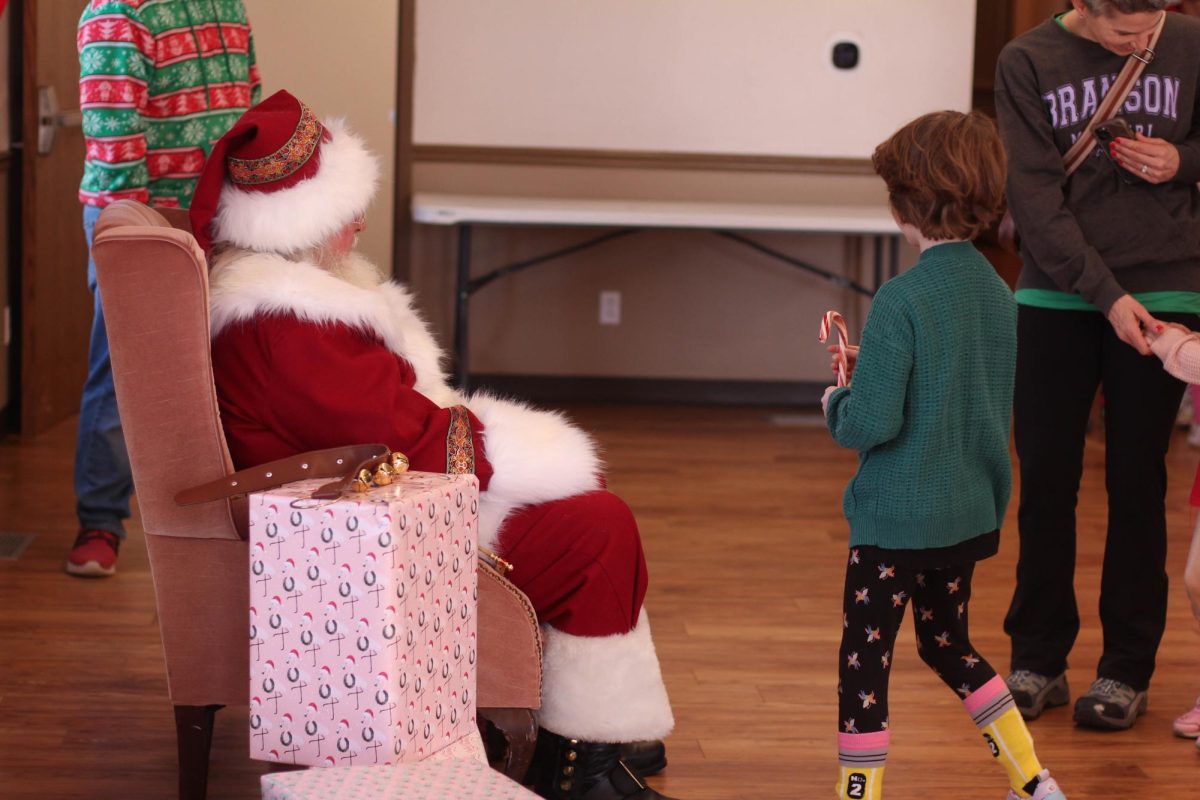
[174, 703, 223, 800]
[478, 707, 538, 783]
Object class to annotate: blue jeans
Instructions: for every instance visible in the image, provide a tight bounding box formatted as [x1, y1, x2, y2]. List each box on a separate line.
[73, 205, 132, 538]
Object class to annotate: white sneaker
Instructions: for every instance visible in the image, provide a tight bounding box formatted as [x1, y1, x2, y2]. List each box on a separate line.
[1005, 769, 1067, 799]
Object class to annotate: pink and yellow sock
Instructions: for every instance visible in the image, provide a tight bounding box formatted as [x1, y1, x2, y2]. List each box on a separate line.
[836, 731, 888, 799]
[963, 675, 1044, 797]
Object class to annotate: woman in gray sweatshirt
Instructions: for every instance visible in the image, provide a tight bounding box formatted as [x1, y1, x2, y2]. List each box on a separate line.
[995, 0, 1200, 733]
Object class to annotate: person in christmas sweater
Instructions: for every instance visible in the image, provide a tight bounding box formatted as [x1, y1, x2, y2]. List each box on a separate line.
[823, 110, 1066, 800]
[190, 90, 679, 800]
[68, 0, 261, 577]
[995, 0, 1200, 730]
[1141, 322, 1200, 747]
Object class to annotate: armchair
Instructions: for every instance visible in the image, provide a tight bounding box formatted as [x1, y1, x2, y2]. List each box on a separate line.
[90, 200, 542, 799]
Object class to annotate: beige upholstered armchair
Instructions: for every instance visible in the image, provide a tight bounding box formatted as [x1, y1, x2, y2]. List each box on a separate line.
[91, 200, 542, 800]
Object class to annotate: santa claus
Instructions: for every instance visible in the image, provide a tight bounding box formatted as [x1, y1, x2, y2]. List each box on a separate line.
[190, 90, 679, 800]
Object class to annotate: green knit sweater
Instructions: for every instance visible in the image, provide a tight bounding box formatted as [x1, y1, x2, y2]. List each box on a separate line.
[825, 241, 1016, 550]
[78, 0, 261, 209]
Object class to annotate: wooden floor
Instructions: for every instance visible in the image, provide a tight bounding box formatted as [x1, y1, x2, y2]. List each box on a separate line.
[2, 404, 1200, 799]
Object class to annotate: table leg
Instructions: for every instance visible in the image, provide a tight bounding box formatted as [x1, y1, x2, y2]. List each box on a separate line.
[454, 224, 473, 390]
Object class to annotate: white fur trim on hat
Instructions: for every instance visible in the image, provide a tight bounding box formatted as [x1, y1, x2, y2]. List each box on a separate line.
[536, 612, 675, 743]
[212, 118, 379, 255]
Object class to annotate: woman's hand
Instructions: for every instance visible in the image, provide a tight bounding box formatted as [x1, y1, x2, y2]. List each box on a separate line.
[1106, 294, 1159, 355]
[827, 344, 860, 379]
[1111, 133, 1181, 184]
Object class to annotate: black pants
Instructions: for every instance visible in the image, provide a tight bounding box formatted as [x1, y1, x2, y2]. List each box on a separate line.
[1005, 306, 1193, 690]
[839, 552, 996, 733]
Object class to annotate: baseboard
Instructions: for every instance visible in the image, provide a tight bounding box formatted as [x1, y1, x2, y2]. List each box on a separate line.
[466, 374, 826, 407]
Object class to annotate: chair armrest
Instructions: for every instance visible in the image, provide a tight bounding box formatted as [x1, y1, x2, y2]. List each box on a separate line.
[476, 562, 542, 709]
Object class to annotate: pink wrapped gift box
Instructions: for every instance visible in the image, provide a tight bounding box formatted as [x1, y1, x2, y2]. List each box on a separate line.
[249, 472, 479, 767]
[260, 757, 540, 799]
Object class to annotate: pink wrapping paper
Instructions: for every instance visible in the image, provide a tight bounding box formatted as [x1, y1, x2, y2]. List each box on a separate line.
[259, 757, 540, 799]
[249, 472, 479, 767]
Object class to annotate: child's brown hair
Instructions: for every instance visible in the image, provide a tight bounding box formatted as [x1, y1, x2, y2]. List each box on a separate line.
[871, 110, 1007, 241]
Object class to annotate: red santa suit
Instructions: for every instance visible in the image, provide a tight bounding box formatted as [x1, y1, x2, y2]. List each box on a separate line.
[197, 91, 674, 745]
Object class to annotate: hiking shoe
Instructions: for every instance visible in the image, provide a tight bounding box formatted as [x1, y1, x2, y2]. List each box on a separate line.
[1005, 670, 1070, 720]
[1073, 678, 1147, 730]
[1172, 697, 1200, 738]
[65, 529, 120, 577]
[1005, 769, 1067, 800]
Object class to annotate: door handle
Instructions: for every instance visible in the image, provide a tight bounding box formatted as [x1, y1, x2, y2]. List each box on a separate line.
[38, 86, 83, 156]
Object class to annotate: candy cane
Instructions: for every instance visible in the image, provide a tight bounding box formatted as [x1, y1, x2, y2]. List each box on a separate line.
[818, 309, 850, 387]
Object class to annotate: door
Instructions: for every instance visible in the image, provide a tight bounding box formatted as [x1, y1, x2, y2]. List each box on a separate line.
[1, 3, 13, 427]
[19, 0, 91, 435]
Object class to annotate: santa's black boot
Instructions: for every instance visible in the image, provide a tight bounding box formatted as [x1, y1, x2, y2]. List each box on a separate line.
[530, 730, 681, 800]
[618, 740, 667, 776]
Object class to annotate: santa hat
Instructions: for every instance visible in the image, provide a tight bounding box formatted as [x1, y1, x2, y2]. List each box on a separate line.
[189, 89, 379, 254]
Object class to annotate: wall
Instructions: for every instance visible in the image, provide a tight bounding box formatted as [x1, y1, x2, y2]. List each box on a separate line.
[407, 2, 943, 390]
[414, 0, 976, 159]
[243, 0, 398, 273]
[412, 162, 908, 386]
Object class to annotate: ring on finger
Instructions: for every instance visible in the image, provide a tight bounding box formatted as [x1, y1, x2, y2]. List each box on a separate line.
[1141, 163, 1150, 175]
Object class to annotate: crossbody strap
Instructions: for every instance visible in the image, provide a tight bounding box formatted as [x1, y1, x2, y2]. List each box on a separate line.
[1062, 10, 1166, 176]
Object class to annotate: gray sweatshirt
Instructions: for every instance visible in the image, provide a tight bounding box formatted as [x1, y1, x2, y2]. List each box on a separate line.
[995, 13, 1200, 313]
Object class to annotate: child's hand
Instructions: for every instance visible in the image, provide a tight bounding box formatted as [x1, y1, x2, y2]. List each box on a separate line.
[1143, 318, 1166, 343]
[827, 344, 860, 379]
[821, 385, 838, 416]
[1144, 320, 1188, 344]
[1142, 319, 1190, 350]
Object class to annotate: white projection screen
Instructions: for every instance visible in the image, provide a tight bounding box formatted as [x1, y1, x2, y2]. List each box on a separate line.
[413, 1, 978, 160]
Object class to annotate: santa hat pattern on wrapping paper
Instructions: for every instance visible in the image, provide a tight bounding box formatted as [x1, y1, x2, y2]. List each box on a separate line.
[189, 89, 379, 255]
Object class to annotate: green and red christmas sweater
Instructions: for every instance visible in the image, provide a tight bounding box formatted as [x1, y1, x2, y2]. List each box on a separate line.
[78, 0, 261, 209]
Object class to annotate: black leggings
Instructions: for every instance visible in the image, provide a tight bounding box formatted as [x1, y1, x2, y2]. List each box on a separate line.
[839, 551, 997, 733]
[1005, 306, 1194, 690]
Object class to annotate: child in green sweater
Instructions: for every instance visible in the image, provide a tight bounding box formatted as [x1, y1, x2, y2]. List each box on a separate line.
[824, 111, 1066, 800]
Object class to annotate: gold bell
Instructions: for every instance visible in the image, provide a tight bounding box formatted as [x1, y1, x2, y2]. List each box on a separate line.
[373, 464, 393, 486]
[390, 452, 410, 473]
[351, 468, 373, 493]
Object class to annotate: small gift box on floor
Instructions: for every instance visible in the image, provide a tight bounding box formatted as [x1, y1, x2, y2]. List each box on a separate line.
[249, 471, 479, 767]
[260, 757, 540, 799]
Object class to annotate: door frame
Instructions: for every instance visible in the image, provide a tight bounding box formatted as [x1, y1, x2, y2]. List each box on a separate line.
[2, 0, 22, 435]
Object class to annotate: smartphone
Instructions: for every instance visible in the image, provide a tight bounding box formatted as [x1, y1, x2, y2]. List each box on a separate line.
[1093, 117, 1138, 183]
[1093, 117, 1136, 145]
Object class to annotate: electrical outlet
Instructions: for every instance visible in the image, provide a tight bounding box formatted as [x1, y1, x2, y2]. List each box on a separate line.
[598, 291, 621, 326]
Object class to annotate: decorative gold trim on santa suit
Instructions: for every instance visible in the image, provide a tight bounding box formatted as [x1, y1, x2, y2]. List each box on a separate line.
[446, 406, 476, 475]
[228, 102, 324, 186]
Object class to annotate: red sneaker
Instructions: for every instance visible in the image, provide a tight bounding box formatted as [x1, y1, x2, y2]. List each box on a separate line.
[65, 529, 120, 577]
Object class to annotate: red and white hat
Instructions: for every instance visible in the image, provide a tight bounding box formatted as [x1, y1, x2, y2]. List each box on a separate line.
[189, 90, 378, 254]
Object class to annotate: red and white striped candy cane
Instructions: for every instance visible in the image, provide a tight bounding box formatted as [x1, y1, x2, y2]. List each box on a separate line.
[818, 309, 850, 387]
